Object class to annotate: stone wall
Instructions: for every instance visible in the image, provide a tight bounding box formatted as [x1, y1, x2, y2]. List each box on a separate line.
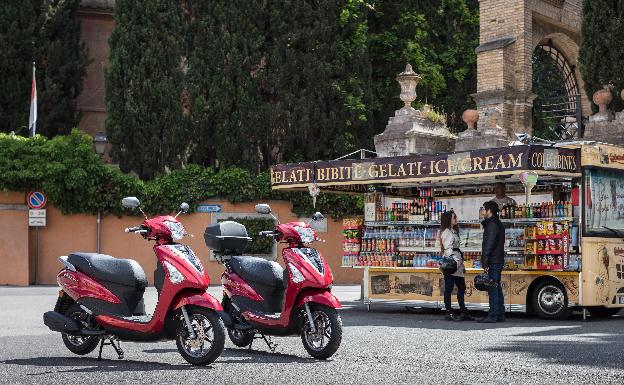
[0, 193, 362, 286]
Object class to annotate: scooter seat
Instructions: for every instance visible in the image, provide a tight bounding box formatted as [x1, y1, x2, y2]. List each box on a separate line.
[229, 256, 285, 289]
[67, 252, 147, 289]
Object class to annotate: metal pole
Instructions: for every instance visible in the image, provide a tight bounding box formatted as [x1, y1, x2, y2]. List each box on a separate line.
[34, 226, 39, 285]
[576, 95, 584, 138]
[96, 210, 101, 253]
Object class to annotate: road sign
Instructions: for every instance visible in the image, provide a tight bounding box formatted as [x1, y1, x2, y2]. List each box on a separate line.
[196, 204, 222, 213]
[27, 191, 46, 209]
[29, 209, 46, 227]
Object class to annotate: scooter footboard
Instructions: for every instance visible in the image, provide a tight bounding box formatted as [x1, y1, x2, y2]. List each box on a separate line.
[295, 289, 341, 309]
[172, 290, 224, 311]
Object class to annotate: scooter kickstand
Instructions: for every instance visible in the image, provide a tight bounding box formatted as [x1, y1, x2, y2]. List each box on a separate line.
[261, 334, 278, 353]
[110, 337, 124, 359]
[97, 336, 124, 361]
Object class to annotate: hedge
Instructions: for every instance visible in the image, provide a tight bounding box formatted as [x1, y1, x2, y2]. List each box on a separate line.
[0, 130, 362, 218]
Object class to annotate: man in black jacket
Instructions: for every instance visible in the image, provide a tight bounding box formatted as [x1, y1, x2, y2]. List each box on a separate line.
[479, 201, 506, 323]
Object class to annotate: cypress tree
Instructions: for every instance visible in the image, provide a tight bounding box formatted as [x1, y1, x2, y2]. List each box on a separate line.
[0, 0, 87, 136]
[105, 0, 186, 179]
[184, 0, 268, 170]
[37, 0, 89, 137]
[579, 0, 624, 112]
[0, 1, 38, 134]
[260, 0, 373, 164]
[183, 0, 372, 170]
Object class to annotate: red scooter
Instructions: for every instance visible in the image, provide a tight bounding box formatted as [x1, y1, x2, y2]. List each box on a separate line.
[44, 197, 225, 365]
[204, 204, 342, 359]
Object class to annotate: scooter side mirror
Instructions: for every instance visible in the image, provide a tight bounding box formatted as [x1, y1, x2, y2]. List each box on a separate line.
[312, 212, 324, 221]
[180, 202, 190, 213]
[255, 204, 272, 215]
[122, 197, 141, 209]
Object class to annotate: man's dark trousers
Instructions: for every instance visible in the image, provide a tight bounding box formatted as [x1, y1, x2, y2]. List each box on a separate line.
[487, 263, 505, 319]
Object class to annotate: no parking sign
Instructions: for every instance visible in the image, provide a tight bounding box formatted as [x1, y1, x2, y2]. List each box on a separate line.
[27, 191, 47, 209]
[27, 191, 47, 227]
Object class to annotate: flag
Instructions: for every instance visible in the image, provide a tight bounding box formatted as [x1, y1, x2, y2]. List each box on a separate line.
[28, 62, 37, 137]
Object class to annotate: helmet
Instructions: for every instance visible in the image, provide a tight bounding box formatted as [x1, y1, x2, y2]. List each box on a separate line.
[474, 273, 496, 291]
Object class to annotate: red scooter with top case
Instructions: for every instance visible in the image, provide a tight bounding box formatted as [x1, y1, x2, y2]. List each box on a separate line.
[205, 204, 342, 359]
[43, 197, 225, 365]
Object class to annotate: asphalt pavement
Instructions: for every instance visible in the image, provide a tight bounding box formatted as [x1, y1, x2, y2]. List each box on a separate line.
[0, 285, 623, 385]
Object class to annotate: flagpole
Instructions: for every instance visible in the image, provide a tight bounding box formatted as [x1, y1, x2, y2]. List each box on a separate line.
[28, 61, 37, 137]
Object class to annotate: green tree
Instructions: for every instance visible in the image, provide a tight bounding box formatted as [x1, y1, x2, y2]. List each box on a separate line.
[0, 0, 87, 136]
[105, 0, 187, 179]
[367, 0, 479, 133]
[579, 0, 624, 112]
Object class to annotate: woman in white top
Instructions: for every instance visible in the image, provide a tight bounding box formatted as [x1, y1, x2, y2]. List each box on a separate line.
[439, 211, 473, 321]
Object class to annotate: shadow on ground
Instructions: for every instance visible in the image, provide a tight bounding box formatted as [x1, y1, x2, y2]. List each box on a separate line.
[484, 325, 624, 368]
[339, 300, 624, 331]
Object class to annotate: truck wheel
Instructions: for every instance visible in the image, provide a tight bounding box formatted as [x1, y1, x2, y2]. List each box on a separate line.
[586, 306, 621, 318]
[531, 280, 571, 320]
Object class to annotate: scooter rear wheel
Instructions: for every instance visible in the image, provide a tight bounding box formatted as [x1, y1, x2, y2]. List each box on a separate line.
[175, 307, 225, 366]
[228, 328, 255, 347]
[300, 304, 342, 360]
[61, 304, 100, 355]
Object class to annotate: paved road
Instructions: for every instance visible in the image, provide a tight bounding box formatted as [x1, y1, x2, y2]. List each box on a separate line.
[1, 286, 623, 385]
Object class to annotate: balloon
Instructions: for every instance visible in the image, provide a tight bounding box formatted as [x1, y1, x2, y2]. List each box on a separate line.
[518, 172, 538, 204]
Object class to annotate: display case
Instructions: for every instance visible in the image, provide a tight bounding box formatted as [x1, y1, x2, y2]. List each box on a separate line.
[342, 191, 580, 273]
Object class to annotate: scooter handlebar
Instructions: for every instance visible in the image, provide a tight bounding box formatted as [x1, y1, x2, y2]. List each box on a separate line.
[125, 226, 146, 234]
[258, 230, 275, 237]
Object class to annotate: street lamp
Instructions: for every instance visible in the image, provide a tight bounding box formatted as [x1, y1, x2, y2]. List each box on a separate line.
[396, 64, 422, 110]
[93, 132, 107, 156]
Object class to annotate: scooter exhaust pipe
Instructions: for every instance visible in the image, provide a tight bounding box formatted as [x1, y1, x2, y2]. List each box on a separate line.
[43, 311, 105, 336]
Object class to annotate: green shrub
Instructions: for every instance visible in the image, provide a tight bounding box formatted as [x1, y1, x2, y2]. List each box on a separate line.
[0, 130, 362, 218]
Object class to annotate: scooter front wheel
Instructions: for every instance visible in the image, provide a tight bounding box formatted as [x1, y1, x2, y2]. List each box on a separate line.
[300, 304, 342, 360]
[175, 307, 225, 366]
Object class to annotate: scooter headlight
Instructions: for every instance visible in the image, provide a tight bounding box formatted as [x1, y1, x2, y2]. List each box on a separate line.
[164, 220, 185, 240]
[164, 261, 184, 284]
[288, 263, 305, 283]
[294, 226, 315, 244]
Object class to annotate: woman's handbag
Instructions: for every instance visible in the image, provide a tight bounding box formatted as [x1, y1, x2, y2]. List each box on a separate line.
[439, 256, 458, 275]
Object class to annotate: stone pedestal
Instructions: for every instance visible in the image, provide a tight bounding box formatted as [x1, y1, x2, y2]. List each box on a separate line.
[588, 111, 614, 122]
[454, 128, 509, 152]
[583, 115, 624, 146]
[374, 107, 455, 157]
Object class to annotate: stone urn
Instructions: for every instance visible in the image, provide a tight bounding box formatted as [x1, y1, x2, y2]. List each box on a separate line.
[396, 64, 422, 110]
[593, 86, 613, 113]
[462, 109, 479, 130]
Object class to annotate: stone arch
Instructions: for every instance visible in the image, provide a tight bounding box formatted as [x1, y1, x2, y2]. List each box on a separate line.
[473, 0, 584, 138]
[532, 31, 591, 116]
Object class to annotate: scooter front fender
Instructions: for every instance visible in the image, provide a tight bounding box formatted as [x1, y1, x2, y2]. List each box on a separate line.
[172, 290, 223, 312]
[295, 289, 341, 309]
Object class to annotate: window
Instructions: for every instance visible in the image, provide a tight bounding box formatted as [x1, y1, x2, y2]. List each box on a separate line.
[584, 168, 624, 236]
